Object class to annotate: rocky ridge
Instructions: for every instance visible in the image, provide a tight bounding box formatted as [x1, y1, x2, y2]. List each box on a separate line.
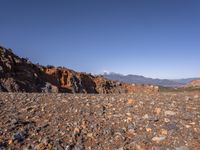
[0, 46, 158, 93]
[186, 78, 200, 88]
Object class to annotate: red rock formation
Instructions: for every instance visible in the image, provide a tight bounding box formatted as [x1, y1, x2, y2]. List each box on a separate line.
[186, 78, 200, 87]
[0, 45, 159, 93]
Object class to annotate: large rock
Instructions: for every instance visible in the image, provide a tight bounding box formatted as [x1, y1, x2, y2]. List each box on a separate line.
[186, 78, 200, 87]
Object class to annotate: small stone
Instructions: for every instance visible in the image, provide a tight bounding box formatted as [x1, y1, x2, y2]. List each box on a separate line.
[39, 123, 49, 129]
[127, 117, 132, 122]
[164, 123, 179, 131]
[74, 128, 80, 133]
[12, 131, 26, 142]
[74, 127, 80, 135]
[75, 143, 84, 150]
[152, 136, 166, 142]
[146, 128, 152, 132]
[185, 96, 191, 101]
[41, 137, 50, 145]
[164, 111, 176, 116]
[154, 108, 161, 115]
[127, 128, 136, 136]
[143, 114, 149, 119]
[143, 114, 158, 121]
[152, 146, 163, 150]
[194, 95, 199, 99]
[135, 144, 146, 150]
[23, 144, 35, 150]
[0, 140, 7, 148]
[48, 144, 53, 149]
[87, 133, 93, 138]
[148, 116, 159, 122]
[175, 146, 190, 150]
[189, 122, 195, 125]
[0, 66, 3, 72]
[126, 112, 131, 116]
[127, 99, 136, 105]
[160, 129, 168, 135]
[128, 123, 136, 130]
[8, 139, 13, 145]
[54, 142, 64, 150]
[10, 118, 18, 125]
[185, 125, 191, 128]
[65, 144, 74, 150]
[35, 143, 46, 150]
[164, 118, 170, 122]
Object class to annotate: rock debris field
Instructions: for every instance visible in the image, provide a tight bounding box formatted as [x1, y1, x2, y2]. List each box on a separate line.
[0, 92, 199, 150]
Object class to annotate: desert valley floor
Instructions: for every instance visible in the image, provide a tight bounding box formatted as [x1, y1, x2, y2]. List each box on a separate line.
[0, 92, 199, 150]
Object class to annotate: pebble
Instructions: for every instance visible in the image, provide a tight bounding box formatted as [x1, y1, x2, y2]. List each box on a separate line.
[127, 99, 136, 105]
[164, 123, 179, 131]
[0, 141, 6, 148]
[35, 143, 46, 150]
[152, 136, 166, 142]
[143, 114, 149, 119]
[41, 137, 50, 145]
[12, 131, 26, 142]
[175, 146, 190, 150]
[154, 108, 161, 115]
[164, 118, 170, 122]
[146, 128, 152, 132]
[65, 144, 74, 150]
[185, 96, 191, 101]
[75, 143, 84, 150]
[117, 147, 124, 150]
[23, 144, 35, 150]
[164, 110, 176, 116]
[160, 129, 168, 135]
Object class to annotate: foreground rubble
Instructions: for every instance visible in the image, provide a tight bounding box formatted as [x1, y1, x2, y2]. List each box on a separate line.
[0, 92, 199, 150]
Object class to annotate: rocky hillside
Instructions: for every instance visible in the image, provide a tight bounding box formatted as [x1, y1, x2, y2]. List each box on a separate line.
[0, 46, 158, 93]
[185, 78, 200, 87]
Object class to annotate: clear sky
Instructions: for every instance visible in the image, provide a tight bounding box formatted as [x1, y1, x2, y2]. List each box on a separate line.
[0, 0, 200, 79]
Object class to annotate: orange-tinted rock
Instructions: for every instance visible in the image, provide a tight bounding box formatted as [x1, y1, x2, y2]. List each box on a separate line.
[0, 46, 159, 93]
[186, 78, 200, 87]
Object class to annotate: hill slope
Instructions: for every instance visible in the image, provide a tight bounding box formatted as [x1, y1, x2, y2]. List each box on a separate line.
[185, 78, 200, 87]
[0, 46, 158, 93]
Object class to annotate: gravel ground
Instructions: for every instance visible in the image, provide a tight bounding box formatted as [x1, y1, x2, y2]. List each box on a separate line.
[0, 92, 199, 150]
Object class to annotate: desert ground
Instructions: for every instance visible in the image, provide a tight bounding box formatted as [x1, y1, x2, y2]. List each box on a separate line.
[0, 91, 199, 150]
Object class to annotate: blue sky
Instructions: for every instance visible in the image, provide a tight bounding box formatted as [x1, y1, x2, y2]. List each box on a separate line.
[0, 0, 200, 79]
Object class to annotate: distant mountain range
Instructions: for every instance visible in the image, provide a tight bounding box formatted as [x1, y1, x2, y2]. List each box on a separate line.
[103, 72, 197, 87]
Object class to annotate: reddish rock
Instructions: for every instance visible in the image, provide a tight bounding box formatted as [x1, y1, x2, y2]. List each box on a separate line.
[0, 46, 159, 93]
[186, 78, 200, 87]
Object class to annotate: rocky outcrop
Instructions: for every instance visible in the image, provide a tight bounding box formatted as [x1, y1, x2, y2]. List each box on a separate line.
[0, 46, 47, 92]
[0, 46, 159, 93]
[185, 78, 200, 87]
[41, 67, 159, 93]
[41, 66, 98, 93]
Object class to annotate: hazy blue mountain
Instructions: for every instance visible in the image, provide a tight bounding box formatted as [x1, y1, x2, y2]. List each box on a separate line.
[103, 72, 197, 87]
[172, 78, 197, 84]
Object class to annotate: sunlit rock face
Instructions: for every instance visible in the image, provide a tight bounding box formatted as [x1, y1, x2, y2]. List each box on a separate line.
[186, 78, 200, 87]
[0, 46, 159, 93]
